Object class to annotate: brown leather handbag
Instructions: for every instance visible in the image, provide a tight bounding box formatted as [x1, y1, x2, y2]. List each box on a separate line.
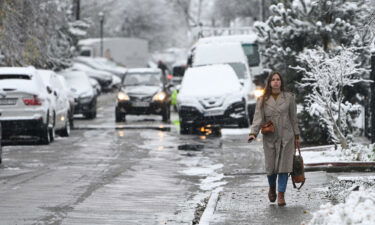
[260, 106, 275, 135]
[261, 121, 275, 135]
[290, 146, 306, 190]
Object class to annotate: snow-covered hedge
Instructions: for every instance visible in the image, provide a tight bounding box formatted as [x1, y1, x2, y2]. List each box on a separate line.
[309, 177, 375, 225]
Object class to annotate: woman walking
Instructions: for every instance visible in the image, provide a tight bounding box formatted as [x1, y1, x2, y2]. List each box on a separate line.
[248, 71, 300, 206]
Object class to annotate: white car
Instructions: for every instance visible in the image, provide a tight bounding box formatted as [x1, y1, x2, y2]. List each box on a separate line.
[190, 42, 256, 122]
[71, 62, 113, 90]
[177, 64, 248, 134]
[0, 67, 55, 144]
[56, 75, 75, 127]
[38, 69, 72, 137]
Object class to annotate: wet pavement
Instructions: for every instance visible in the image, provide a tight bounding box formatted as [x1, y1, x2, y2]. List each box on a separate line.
[0, 92, 371, 225]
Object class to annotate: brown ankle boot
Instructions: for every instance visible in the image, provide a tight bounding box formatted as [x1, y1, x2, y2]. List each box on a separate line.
[278, 192, 286, 206]
[268, 186, 276, 202]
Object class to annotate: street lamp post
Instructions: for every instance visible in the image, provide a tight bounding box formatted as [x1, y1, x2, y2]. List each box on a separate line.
[371, 50, 375, 143]
[99, 12, 104, 57]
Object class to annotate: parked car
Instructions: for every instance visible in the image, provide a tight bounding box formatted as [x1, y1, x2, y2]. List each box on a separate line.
[177, 64, 248, 134]
[38, 70, 71, 137]
[0, 67, 55, 144]
[74, 56, 126, 78]
[115, 68, 171, 122]
[71, 62, 113, 91]
[59, 70, 97, 119]
[56, 75, 75, 128]
[89, 77, 101, 96]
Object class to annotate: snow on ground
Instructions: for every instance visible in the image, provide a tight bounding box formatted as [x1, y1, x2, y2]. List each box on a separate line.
[308, 190, 375, 225]
[303, 143, 375, 164]
[308, 175, 375, 225]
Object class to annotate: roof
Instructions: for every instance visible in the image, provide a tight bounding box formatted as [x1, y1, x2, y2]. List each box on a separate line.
[0, 66, 37, 76]
[126, 68, 162, 74]
[197, 34, 258, 45]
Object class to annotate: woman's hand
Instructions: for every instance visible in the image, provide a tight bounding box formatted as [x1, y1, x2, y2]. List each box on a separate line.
[248, 134, 256, 143]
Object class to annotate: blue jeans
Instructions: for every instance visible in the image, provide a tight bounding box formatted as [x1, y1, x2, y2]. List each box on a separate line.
[267, 173, 288, 192]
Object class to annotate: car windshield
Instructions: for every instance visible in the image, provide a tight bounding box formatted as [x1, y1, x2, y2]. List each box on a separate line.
[123, 72, 161, 86]
[228, 63, 247, 79]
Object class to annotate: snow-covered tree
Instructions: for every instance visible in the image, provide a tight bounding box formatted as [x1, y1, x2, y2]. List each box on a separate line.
[81, 0, 190, 51]
[0, 0, 86, 69]
[295, 47, 371, 148]
[254, 0, 372, 91]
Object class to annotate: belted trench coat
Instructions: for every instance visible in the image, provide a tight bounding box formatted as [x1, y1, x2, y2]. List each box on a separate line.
[250, 92, 300, 175]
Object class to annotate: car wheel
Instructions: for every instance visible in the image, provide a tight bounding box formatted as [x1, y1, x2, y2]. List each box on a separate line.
[60, 119, 71, 137]
[115, 107, 126, 122]
[40, 125, 51, 145]
[84, 110, 97, 119]
[49, 125, 56, 142]
[179, 121, 191, 135]
[162, 104, 170, 122]
[69, 110, 74, 129]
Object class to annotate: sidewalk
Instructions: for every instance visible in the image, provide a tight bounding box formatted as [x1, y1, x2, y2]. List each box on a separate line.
[201, 132, 375, 225]
[202, 171, 331, 225]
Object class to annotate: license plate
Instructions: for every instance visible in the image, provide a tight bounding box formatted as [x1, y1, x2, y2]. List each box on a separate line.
[0, 98, 17, 105]
[132, 102, 150, 107]
[204, 109, 224, 116]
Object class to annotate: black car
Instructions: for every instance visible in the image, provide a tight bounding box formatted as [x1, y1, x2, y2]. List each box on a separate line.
[115, 68, 171, 122]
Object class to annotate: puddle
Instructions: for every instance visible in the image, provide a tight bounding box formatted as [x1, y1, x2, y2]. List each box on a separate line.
[178, 144, 204, 151]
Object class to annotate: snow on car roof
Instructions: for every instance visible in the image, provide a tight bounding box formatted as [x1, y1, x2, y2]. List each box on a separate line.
[37, 69, 54, 85]
[0, 66, 37, 76]
[0, 67, 45, 95]
[192, 42, 247, 66]
[179, 64, 241, 97]
[197, 34, 258, 45]
[127, 68, 162, 74]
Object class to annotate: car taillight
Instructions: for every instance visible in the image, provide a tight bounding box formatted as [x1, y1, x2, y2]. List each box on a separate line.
[23, 95, 42, 106]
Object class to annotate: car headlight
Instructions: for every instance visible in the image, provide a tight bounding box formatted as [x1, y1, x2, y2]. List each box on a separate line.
[117, 92, 130, 101]
[152, 92, 166, 101]
[254, 89, 264, 98]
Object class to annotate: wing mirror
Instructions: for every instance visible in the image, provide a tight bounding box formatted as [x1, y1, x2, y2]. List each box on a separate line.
[46, 86, 52, 94]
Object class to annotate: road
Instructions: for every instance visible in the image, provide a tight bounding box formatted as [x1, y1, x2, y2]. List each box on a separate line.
[0, 92, 324, 225]
[0, 92, 257, 225]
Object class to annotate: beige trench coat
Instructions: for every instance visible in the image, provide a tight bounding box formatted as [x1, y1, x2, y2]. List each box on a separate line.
[250, 92, 300, 175]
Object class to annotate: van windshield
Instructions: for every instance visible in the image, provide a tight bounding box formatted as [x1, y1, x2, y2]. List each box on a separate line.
[228, 63, 247, 80]
[242, 44, 260, 67]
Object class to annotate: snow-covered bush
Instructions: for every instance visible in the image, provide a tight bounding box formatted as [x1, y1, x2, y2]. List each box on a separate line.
[340, 143, 375, 162]
[309, 177, 375, 225]
[295, 47, 371, 148]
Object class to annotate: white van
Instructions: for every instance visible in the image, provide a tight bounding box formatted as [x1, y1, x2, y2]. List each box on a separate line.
[190, 42, 256, 121]
[194, 34, 264, 78]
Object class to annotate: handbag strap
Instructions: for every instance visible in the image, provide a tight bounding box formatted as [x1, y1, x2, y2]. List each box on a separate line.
[292, 179, 305, 190]
[295, 145, 301, 156]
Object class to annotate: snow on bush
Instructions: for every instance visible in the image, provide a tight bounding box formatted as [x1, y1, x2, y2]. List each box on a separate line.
[295, 47, 371, 149]
[309, 177, 375, 225]
[340, 143, 375, 162]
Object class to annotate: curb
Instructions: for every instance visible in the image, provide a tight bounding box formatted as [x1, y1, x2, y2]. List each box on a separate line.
[305, 162, 375, 172]
[198, 188, 222, 225]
